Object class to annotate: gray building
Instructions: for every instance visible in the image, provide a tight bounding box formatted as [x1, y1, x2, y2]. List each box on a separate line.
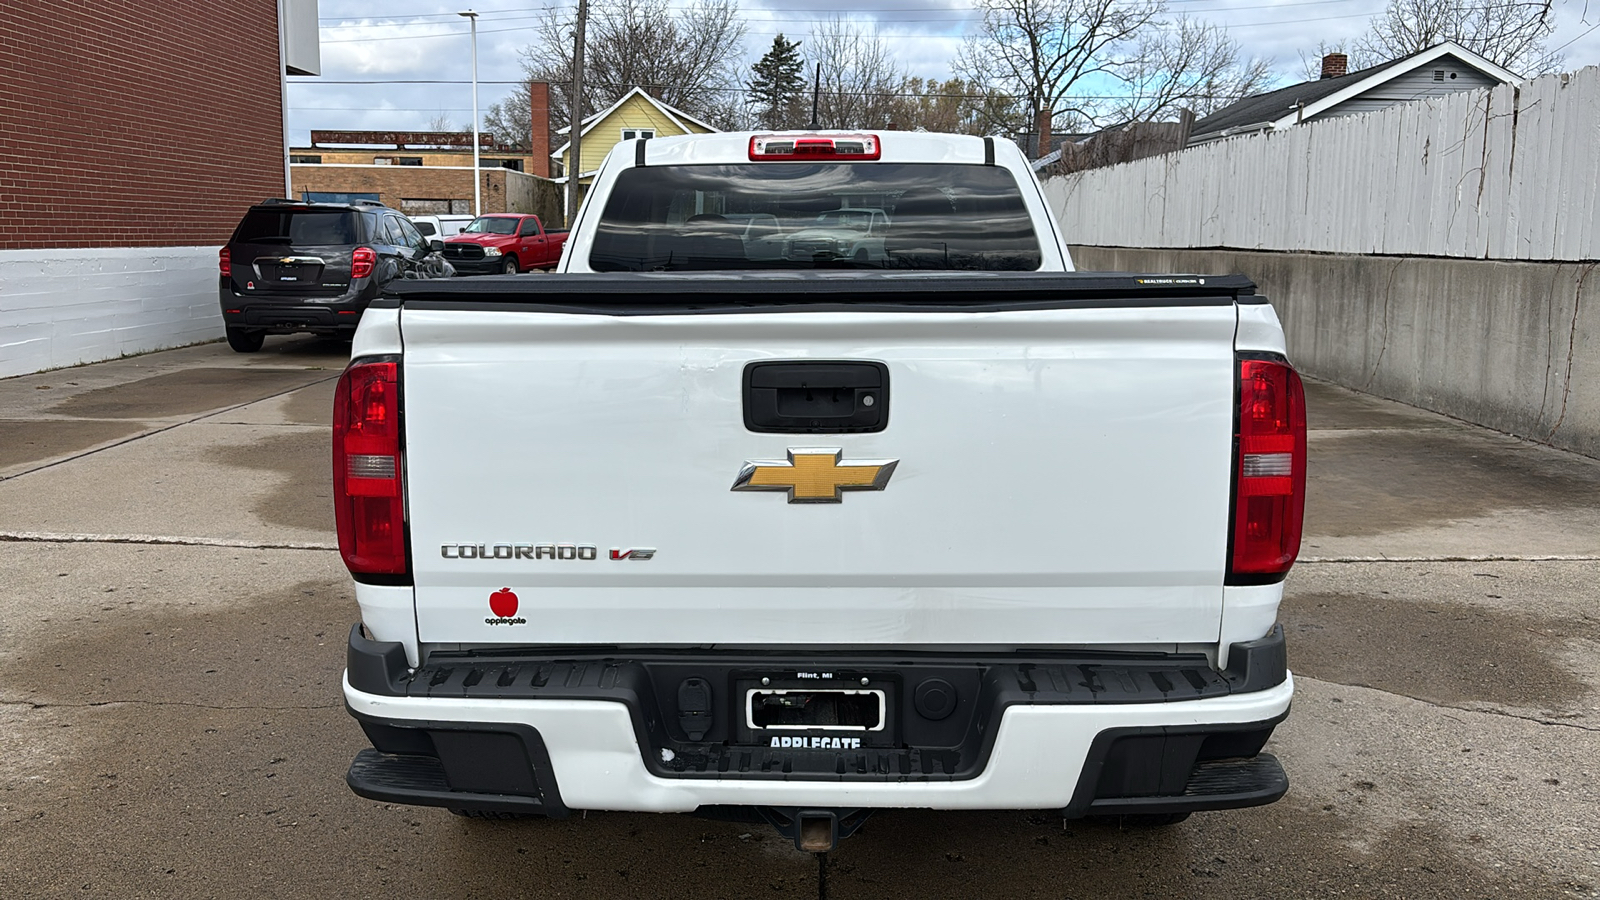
[1188, 42, 1518, 146]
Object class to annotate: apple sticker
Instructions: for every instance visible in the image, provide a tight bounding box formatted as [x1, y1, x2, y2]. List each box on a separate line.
[489, 587, 518, 618]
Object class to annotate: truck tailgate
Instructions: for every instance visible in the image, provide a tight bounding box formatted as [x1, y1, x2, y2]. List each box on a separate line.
[399, 294, 1239, 648]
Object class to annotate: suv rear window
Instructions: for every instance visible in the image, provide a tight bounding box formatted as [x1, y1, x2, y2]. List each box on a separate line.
[233, 209, 358, 245]
[588, 163, 1041, 272]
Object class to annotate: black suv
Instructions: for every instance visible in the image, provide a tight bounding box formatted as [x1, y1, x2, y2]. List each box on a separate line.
[218, 199, 448, 352]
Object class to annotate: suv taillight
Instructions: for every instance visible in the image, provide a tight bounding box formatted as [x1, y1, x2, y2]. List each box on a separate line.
[333, 358, 408, 576]
[219, 247, 230, 277]
[351, 247, 377, 279]
[1228, 356, 1307, 581]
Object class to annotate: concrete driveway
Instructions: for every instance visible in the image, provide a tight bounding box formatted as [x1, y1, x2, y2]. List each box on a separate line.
[0, 335, 1595, 898]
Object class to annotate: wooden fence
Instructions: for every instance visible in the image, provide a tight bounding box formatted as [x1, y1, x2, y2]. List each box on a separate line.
[1043, 66, 1600, 262]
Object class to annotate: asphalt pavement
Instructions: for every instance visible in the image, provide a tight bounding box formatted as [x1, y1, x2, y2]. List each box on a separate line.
[0, 334, 1596, 899]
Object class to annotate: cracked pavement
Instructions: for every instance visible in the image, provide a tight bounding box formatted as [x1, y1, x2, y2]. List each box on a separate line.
[0, 336, 1597, 898]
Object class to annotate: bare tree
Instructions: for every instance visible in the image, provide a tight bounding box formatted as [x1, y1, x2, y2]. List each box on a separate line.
[1354, 0, 1558, 75]
[421, 112, 466, 150]
[483, 97, 531, 152]
[1109, 17, 1275, 124]
[805, 17, 904, 129]
[887, 78, 1026, 135]
[488, 0, 748, 147]
[956, 0, 1164, 156]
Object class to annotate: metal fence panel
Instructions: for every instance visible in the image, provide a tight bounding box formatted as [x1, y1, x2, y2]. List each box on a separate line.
[1044, 67, 1600, 262]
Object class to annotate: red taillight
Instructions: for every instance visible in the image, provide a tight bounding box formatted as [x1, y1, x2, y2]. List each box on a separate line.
[219, 247, 230, 277]
[749, 133, 881, 161]
[333, 358, 407, 576]
[1229, 357, 1307, 580]
[351, 247, 377, 279]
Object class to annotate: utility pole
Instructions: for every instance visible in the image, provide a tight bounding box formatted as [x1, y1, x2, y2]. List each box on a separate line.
[566, 0, 589, 226]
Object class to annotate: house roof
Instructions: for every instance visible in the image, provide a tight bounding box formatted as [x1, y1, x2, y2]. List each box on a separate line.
[1189, 42, 1519, 144]
[550, 87, 719, 158]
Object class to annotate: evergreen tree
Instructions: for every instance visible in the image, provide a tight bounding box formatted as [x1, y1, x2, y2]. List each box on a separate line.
[748, 35, 807, 129]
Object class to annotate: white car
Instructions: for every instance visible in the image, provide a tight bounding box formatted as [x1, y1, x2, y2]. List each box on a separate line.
[407, 214, 475, 240]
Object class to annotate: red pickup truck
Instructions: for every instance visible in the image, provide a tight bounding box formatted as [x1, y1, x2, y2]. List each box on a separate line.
[442, 214, 569, 275]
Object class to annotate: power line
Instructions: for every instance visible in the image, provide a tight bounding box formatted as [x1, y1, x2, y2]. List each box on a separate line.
[318, 0, 1363, 29]
[289, 79, 531, 84]
[289, 85, 1263, 106]
[316, 0, 1368, 19]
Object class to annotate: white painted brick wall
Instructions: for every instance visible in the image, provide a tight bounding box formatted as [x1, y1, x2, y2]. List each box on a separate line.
[0, 247, 223, 379]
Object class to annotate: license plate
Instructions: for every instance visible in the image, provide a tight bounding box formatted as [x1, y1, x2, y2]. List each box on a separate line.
[746, 687, 887, 732]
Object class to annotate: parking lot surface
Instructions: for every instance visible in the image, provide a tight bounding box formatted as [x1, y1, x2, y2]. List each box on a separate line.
[1, 335, 1597, 898]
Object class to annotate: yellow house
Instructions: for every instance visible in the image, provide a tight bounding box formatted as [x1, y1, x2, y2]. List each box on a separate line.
[552, 87, 718, 217]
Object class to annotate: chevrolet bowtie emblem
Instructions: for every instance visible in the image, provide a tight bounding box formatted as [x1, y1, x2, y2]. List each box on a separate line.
[731, 449, 898, 503]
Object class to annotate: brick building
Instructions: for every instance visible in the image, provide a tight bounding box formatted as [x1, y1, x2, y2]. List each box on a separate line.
[290, 164, 560, 221]
[287, 82, 559, 219]
[288, 130, 560, 220]
[0, 0, 317, 378]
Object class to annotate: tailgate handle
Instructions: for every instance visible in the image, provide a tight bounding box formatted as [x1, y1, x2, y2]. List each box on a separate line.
[743, 361, 889, 433]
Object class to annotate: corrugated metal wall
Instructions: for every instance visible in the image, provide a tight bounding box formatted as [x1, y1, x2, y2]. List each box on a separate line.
[1044, 67, 1600, 262]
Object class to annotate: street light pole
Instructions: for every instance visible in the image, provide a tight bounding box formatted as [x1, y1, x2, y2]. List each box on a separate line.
[459, 10, 481, 217]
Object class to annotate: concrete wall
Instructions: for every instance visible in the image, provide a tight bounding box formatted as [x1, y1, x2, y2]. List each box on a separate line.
[504, 170, 563, 223]
[0, 247, 222, 379]
[1072, 246, 1600, 458]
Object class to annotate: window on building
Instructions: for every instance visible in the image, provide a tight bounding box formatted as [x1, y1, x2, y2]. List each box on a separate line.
[402, 199, 455, 215]
[489, 158, 524, 172]
[374, 156, 424, 166]
[290, 154, 323, 164]
[302, 191, 380, 204]
[621, 128, 655, 141]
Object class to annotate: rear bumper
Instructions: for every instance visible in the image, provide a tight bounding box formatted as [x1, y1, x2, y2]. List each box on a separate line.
[218, 281, 370, 333]
[343, 626, 1292, 815]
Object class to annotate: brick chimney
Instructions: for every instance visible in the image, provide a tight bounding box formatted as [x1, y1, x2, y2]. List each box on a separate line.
[528, 81, 551, 178]
[1320, 53, 1349, 80]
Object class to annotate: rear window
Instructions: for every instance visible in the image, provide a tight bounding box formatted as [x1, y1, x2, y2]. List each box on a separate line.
[588, 163, 1041, 272]
[233, 209, 357, 245]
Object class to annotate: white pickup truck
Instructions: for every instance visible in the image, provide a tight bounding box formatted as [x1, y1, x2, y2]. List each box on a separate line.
[337, 131, 1304, 851]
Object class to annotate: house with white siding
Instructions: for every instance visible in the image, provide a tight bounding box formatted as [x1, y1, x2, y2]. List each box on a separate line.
[1187, 42, 1518, 146]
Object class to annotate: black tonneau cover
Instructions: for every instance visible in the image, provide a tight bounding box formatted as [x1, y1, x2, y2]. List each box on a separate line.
[381, 271, 1261, 316]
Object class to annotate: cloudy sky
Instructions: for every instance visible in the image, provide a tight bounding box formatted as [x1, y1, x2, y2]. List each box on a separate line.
[289, 0, 1600, 144]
